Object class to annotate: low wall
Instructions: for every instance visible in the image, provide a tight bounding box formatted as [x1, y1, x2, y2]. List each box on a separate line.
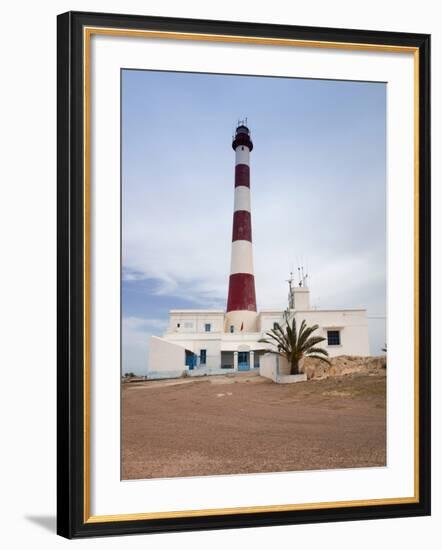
[188, 367, 235, 377]
[259, 353, 277, 380]
[277, 374, 307, 384]
[146, 370, 186, 380]
[260, 354, 307, 384]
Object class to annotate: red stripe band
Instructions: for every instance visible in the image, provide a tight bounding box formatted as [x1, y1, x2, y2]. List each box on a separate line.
[226, 273, 257, 312]
[235, 164, 250, 188]
[232, 210, 252, 242]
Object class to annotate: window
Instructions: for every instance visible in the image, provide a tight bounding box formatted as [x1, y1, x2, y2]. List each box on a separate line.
[327, 330, 341, 346]
[176, 323, 180, 328]
[273, 322, 279, 330]
[200, 349, 207, 364]
[230, 325, 234, 333]
[204, 323, 211, 332]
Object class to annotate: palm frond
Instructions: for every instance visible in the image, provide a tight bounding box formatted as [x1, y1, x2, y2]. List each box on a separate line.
[259, 328, 290, 355]
[275, 323, 290, 348]
[296, 319, 305, 343]
[298, 324, 320, 347]
[285, 321, 293, 349]
[261, 318, 329, 371]
[260, 331, 287, 350]
[306, 347, 329, 357]
[300, 335, 327, 352]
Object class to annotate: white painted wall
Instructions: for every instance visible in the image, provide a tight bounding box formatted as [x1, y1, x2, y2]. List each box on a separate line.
[260, 354, 297, 381]
[166, 338, 222, 369]
[166, 308, 369, 357]
[168, 311, 225, 333]
[295, 310, 370, 356]
[148, 335, 186, 377]
[225, 310, 258, 332]
[259, 311, 286, 332]
[294, 287, 310, 309]
[259, 309, 369, 356]
[159, 305, 369, 375]
[259, 353, 278, 380]
[160, 335, 223, 372]
[198, 339, 221, 369]
[220, 335, 267, 350]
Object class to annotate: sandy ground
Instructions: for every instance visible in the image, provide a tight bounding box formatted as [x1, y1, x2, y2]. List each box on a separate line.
[122, 371, 386, 480]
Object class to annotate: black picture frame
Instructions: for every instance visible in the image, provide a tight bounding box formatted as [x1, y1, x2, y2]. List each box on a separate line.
[57, 10, 431, 539]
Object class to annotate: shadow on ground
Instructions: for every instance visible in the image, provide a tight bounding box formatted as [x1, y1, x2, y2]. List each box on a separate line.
[25, 515, 56, 533]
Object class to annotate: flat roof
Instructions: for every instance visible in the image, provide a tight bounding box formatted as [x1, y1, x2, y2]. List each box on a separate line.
[259, 308, 366, 313]
[168, 308, 367, 315]
[169, 309, 225, 314]
[295, 308, 367, 312]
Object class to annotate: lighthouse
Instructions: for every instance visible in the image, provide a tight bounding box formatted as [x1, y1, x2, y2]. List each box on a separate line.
[226, 123, 258, 333]
[147, 121, 371, 379]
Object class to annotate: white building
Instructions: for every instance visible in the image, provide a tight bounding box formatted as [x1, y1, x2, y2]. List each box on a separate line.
[147, 284, 369, 379]
[147, 123, 370, 379]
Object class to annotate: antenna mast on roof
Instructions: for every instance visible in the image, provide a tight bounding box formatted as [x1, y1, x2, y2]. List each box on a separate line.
[297, 266, 308, 287]
[286, 271, 295, 310]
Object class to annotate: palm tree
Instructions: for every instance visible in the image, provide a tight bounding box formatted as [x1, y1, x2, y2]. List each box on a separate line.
[259, 318, 330, 375]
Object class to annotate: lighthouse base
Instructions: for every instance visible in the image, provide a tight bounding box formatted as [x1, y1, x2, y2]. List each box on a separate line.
[225, 310, 258, 333]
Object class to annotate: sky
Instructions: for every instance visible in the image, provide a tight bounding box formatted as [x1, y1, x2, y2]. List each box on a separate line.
[121, 69, 386, 375]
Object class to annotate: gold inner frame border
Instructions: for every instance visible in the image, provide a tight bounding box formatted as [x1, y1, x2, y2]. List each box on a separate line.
[82, 26, 420, 524]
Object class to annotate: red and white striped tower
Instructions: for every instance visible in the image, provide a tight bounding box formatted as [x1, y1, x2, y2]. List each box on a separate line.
[226, 123, 258, 332]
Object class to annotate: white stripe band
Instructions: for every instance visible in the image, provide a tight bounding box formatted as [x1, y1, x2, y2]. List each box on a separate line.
[234, 186, 251, 212]
[235, 147, 250, 165]
[230, 240, 254, 275]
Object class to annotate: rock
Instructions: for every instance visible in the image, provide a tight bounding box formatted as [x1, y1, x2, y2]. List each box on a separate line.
[299, 355, 386, 380]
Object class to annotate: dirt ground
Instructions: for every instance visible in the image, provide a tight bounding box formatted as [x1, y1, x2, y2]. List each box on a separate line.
[122, 371, 386, 480]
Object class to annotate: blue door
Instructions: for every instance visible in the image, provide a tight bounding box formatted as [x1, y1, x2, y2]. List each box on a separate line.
[238, 351, 250, 371]
[185, 352, 197, 370]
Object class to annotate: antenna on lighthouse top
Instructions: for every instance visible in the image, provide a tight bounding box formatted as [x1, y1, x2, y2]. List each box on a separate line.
[232, 120, 253, 150]
[237, 117, 249, 128]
